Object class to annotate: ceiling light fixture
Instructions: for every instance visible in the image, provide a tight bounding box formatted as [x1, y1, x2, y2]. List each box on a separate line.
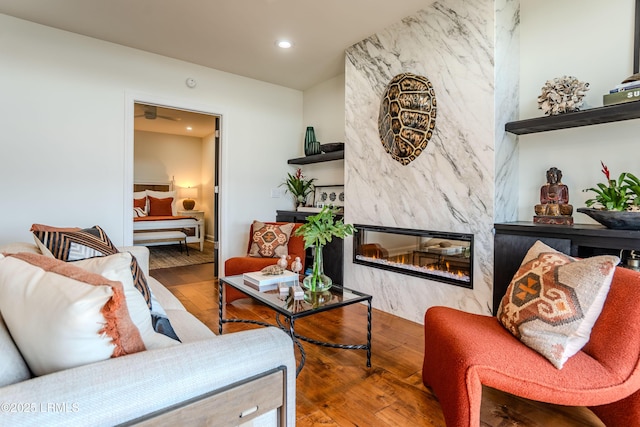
[186, 126, 193, 131]
[277, 40, 293, 49]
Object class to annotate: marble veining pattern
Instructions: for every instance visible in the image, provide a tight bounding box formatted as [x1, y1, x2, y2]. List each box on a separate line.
[343, 0, 520, 323]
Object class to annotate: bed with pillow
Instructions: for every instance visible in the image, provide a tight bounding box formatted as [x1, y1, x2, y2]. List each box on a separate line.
[133, 182, 204, 251]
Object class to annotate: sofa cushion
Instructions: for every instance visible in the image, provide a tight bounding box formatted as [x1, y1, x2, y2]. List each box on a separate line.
[497, 240, 619, 369]
[164, 309, 216, 343]
[0, 242, 41, 255]
[31, 224, 179, 341]
[74, 253, 179, 351]
[0, 253, 146, 376]
[248, 221, 295, 258]
[0, 313, 31, 386]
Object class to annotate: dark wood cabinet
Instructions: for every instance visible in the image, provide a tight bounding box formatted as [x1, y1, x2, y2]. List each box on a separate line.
[276, 210, 344, 285]
[493, 222, 640, 314]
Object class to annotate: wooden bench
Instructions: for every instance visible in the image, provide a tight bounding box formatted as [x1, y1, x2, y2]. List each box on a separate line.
[133, 230, 189, 255]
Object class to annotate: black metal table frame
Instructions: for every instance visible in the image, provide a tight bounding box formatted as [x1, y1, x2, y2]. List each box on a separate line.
[218, 276, 372, 377]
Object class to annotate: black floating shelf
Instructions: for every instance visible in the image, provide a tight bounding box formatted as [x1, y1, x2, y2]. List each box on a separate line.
[287, 150, 344, 165]
[505, 101, 640, 135]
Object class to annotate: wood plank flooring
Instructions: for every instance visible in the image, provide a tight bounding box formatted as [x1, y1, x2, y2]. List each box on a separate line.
[151, 264, 604, 427]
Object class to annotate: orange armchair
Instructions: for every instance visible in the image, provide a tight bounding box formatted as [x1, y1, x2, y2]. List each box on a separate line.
[422, 266, 640, 427]
[224, 222, 306, 303]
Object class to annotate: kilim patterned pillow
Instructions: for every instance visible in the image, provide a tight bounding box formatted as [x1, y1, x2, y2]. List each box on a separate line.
[31, 224, 179, 341]
[248, 221, 295, 258]
[497, 240, 619, 369]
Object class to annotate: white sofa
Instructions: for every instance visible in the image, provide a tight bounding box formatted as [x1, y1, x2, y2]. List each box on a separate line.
[0, 243, 296, 426]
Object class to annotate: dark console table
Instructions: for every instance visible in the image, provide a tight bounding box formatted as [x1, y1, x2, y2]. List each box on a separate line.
[493, 222, 640, 314]
[276, 210, 344, 285]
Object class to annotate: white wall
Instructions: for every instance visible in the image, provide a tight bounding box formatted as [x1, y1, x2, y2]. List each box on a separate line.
[298, 74, 345, 190]
[134, 130, 203, 189]
[0, 14, 302, 268]
[518, 0, 639, 221]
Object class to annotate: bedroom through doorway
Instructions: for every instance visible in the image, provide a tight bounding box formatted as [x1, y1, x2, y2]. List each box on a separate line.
[133, 102, 220, 275]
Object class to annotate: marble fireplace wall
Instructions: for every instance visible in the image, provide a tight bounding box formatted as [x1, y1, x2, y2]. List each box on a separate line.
[343, 0, 520, 323]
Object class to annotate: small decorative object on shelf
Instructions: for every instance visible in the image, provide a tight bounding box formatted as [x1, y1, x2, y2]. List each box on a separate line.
[280, 168, 316, 209]
[533, 167, 573, 225]
[578, 161, 640, 229]
[319, 142, 344, 153]
[537, 76, 589, 115]
[295, 206, 355, 295]
[304, 126, 320, 156]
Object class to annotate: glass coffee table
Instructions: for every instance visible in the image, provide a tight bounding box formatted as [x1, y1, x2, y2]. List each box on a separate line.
[219, 275, 372, 376]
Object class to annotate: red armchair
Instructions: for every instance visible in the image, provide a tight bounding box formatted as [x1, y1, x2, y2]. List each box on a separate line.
[422, 266, 640, 427]
[224, 222, 306, 303]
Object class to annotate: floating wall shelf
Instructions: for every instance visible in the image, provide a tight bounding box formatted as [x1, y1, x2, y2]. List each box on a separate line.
[505, 102, 640, 135]
[287, 150, 344, 165]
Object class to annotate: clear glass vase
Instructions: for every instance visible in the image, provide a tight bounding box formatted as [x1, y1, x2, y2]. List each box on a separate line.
[302, 244, 332, 292]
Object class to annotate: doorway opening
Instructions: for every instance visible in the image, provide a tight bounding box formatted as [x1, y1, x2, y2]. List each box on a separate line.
[133, 102, 220, 276]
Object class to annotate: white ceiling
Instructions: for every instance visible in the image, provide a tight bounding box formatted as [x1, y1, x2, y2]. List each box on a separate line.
[0, 0, 429, 91]
[134, 103, 217, 138]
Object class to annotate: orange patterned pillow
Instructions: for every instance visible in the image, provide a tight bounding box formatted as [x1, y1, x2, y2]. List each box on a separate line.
[248, 221, 295, 258]
[497, 240, 619, 369]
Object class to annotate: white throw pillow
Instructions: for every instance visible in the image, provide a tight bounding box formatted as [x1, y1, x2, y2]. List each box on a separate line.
[73, 253, 178, 350]
[0, 253, 146, 376]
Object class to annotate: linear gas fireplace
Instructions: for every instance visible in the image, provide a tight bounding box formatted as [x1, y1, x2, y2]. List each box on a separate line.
[353, 224, 473, 289]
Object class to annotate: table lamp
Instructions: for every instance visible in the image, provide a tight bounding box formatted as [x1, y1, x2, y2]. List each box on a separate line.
[182, 186, 197, 210]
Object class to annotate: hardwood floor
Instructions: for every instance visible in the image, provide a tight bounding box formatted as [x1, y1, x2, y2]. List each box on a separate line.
[151, 264, 604, 427]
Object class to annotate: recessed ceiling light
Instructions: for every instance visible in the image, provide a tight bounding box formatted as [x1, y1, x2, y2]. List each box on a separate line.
[277, 40, 293, 49]
[186, 126, 193, 131]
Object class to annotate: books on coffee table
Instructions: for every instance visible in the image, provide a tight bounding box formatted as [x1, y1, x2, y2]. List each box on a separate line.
[243, 270, 299, 291]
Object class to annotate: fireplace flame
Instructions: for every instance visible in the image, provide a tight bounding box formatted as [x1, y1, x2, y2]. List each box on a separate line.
[355, 253, 470, 283]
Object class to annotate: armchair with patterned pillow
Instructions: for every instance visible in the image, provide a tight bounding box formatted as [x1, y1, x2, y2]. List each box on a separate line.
[224, 221, 306, 303]
[422, 241, 640, 427]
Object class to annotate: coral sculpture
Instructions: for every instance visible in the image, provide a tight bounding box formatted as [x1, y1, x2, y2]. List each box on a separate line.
[537, 76, 589, 115]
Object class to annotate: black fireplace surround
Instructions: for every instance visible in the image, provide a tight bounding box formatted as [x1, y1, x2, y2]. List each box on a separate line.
[353, 224, 473, 289]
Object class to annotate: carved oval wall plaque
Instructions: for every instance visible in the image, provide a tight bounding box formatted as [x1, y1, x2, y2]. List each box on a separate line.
[378, 73, 436, 165]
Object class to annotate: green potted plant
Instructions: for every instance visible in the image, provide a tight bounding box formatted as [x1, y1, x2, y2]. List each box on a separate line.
[294, 206, 354, 293]
[281, 168, 316, 209]
[583, 162, 635, 211]
[578, 162, 640, 229]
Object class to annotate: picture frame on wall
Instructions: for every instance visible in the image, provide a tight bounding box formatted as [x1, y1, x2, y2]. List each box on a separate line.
[313, 185, 345, 209]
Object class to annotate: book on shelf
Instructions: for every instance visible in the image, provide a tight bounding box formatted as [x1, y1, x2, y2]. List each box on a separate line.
[603, 89, 640, 106]
[610, 80, 640, 92]
[610, 83, 640, 93]
[242, 270, 299, 291]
